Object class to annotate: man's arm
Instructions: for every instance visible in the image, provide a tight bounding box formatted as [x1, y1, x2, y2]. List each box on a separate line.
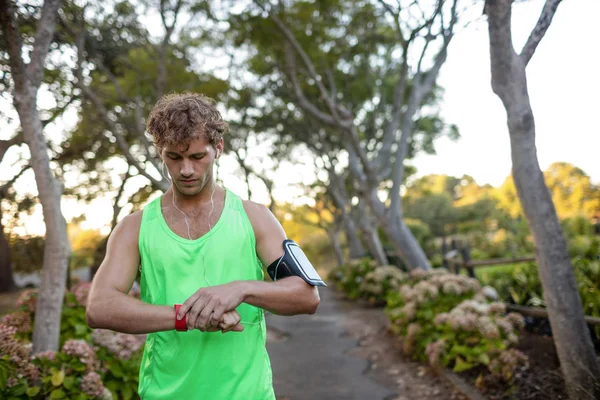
[86, 212, 177, 334]
[179, 201, 321, 330]
[240, 201, 321, 316]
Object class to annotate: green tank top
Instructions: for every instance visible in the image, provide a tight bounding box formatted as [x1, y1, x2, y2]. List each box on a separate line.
[137, 190, 275, 399]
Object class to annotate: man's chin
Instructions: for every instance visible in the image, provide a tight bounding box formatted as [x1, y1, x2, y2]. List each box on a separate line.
[176, 185, 201, 196]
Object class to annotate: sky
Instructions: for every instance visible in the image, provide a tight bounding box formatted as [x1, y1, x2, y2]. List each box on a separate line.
[2, 0, 599, 235]
[413, 0, 600, 187]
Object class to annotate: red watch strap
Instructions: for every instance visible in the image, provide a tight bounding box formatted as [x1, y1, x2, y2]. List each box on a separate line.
[174, 304, 187, 331]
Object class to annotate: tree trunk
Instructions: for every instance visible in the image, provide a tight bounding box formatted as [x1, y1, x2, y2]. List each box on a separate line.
[327, 229, 344, 267]
[340, 212, 365, 259]
[510, 113, 600, 400]
[0, 206, 16, 292]
[355, 201, 388, 265]
[327, 171, 365, 259]
[486, 1, 600, 397]
[382, 217, 431, 270]
[14, 90, 71, 353]
[364, 188, 431, 270]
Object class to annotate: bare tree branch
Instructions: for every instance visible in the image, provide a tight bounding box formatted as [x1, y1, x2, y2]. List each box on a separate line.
[388, 0, 458, 218]
[262, 4, 350, 126]
[73, 26, 168, 192]
[376, 0, 405, 44]
[520, 0, 562, 66]
[485, 0, 517, 100]
[0, 164, 31, 198]
[25, 0, 62, 88]
[0, 132, 24, 163]
[0, 0, 28, 91]
[282, 44, 337, 126]
[156, 0, 184, 99]
[111, 167, 131, 230]
[42, 95, 77, 127]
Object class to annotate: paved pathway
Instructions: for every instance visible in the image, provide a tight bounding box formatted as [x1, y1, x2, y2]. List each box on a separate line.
[266, 288, 397, 400]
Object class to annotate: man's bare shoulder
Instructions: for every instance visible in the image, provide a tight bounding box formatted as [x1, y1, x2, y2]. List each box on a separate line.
[241, 199, 269, 223]
[110, 210, 143, 243]
[241, 200, 284, 238]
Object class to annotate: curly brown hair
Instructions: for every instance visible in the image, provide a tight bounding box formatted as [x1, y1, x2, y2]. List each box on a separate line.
[146, 92, 229, 152]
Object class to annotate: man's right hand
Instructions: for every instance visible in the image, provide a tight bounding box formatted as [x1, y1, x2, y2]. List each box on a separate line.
[198, 310, 244, 333]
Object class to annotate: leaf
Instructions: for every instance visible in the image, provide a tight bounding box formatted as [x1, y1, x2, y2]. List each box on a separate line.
[63, 376, 74, 390]
[109, 361, 124, 378]
[51, 370, 65, 387]
[453, 356, 475, 373]
[50, 388, 66, 399]
[122, 384, 133, 400]
[478, 353, 490, 365]
[26, 386, 41, 397]
[74, 324, 88, 336]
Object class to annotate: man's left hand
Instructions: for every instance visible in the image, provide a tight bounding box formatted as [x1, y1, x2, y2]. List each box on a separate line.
[178, 282, 246, 331]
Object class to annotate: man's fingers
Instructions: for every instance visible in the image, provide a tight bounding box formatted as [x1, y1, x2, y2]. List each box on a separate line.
[220, 311, 243, 333]
[195, 299, 217, 330]
[229, 323, 244, 332]
[211, 304, 226, 326]
[179, 292, 201, 319]
[186, 296, 209, 330]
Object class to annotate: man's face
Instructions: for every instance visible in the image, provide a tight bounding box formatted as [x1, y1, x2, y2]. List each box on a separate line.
[161, 135, 223, 196]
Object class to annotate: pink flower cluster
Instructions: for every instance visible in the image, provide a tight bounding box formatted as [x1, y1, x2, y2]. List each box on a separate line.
[32, 350, 57, 361]
[1, 311, 32, 334]
[62, 339, 99, 371]
[0, 324, 38, 386]
[80, 371, 106, 398]
[71, 282, 92, 307]
[400, 272, 481, 306]
[489, 348, 529, 379]
[434, 299, 525, 344]
[425, 339, 447, 368]
[361, 266, 407, 296]
[16, 289, 38, 313]
[92, 329, 144, 360]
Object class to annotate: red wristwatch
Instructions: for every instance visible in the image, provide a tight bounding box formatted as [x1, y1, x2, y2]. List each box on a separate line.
[174, 304, 187, 331]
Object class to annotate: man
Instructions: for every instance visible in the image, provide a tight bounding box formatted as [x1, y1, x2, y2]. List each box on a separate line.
[86, 92, 323, 399]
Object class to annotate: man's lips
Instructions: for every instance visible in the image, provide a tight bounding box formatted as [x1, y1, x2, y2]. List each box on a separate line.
[179, 179, 198, 184]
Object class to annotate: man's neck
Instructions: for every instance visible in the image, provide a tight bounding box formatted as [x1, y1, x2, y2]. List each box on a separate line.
[169, 182, 221, 212]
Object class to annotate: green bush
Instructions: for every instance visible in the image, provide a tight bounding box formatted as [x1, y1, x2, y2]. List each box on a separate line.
[329, 257, 377, 300]
[359, 266, 407, 305]
[480, 258, 600, 316]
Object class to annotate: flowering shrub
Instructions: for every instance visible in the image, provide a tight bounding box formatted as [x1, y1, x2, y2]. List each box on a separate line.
[2, 286, 92, 347]
[0, 326, 112, 399]
[329, 258, 377, 300]
[428, 300, 528, 378]
[360, 266, 407, 305]
[92, 330, 144, 400]
[385, 270, 479, 354]
[385, 270, 528, 381]
[0, 285, 144, 400]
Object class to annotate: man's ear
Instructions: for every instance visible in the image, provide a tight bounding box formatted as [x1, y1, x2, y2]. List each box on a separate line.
[216, 139, 224, 158]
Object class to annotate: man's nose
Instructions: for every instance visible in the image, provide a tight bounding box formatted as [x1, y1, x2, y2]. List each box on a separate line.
[180, 159, 194, 177]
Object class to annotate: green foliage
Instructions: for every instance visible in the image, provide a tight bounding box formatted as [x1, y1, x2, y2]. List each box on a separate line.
[480, 258, 600, 317]
[404, 194, 457, 237]
[7, 235, 44, 274]
[329, 258, 377, 300]
[359, 266, 407, 305]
